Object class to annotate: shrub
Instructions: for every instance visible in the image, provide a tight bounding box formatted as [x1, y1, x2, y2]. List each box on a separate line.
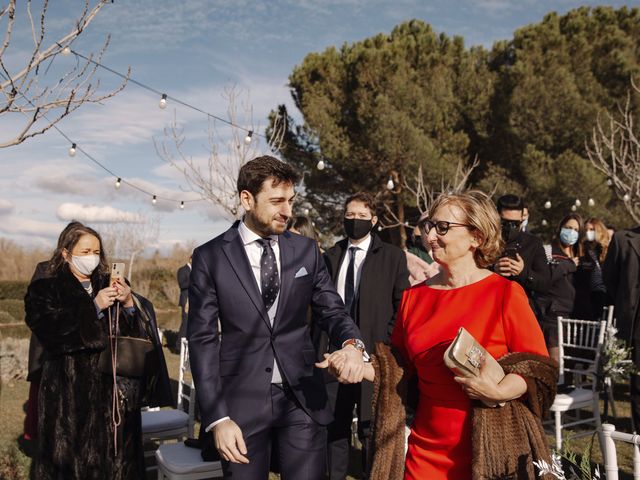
[0, 282, 28, 300]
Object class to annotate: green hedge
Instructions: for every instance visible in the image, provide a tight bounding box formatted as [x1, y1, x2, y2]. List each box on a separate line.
[0, 281, 28, 300]
[0, 300, 24, 322]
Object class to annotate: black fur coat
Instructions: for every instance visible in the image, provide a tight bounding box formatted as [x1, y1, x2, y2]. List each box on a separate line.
[25, 267, 168, 479]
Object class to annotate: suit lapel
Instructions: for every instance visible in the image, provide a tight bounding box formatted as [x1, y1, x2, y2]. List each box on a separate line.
[275, 233, 294, 325]
[628, 229, 640, 258]
[221, 228, 272, 330]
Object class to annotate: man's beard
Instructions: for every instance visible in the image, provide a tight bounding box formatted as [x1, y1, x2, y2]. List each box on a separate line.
[247, 212, 287, 236]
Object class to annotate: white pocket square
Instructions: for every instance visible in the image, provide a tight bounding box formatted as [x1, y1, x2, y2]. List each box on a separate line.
[294, 267, 308, 278]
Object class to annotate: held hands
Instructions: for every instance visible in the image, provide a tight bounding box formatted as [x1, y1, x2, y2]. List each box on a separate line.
[495, 254, 524, 277]
[213, 419, 249, 464]
[315, 345, 365, 383]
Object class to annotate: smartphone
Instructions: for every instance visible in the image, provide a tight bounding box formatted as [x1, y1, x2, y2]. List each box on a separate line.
[504, 247, 518, 260]
[110, 262, 125, 285]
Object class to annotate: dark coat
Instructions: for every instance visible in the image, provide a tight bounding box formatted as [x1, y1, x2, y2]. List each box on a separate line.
[497, 231, 551, 318]
[322, 235, 410, 423]
[24, 267, 173, 479]
[26, 261, 50, 382]
[545, 244, 578, 317]
[187, 223, 363, 432]
[603, 226, 640, 343]
[177, 264, 190, 308]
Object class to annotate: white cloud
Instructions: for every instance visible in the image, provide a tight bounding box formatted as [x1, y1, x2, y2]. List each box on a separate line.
[56, 203, 144, 223]
[0, 199, 15, 215]
[0, 217, 64, 238]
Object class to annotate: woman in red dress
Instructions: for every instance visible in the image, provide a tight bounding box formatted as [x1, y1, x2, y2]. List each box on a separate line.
[327, 191, 549, 479]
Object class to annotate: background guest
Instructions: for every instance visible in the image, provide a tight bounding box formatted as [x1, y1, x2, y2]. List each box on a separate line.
[175, 255, 191, 351]
[573, 217, 609, 320]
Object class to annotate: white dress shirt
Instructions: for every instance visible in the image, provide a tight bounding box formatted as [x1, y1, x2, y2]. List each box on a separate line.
[207, 221, 284, 431]
[336, 234, 371, 304]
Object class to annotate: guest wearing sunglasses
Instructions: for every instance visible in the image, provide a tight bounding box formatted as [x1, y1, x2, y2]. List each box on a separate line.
[493, 194, 551, 323]
[319, 191, 554, 480]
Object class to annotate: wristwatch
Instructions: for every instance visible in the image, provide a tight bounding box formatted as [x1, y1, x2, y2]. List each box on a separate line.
[342, 338, 371, 362]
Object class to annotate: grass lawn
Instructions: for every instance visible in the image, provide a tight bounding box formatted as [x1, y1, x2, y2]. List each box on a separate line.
[1, 335, 637, 479]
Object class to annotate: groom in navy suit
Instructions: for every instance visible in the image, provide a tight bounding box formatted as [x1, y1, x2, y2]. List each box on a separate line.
[188, 156, 366, 479]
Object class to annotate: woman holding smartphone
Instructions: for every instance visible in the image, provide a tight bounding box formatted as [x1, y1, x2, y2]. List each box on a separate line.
[24, 221, 169, 479]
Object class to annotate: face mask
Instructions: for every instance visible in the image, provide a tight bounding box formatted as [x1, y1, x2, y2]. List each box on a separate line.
[586, 231, 596, 242]
[559, 228, 579, 246]
[344, 218, 372, 241]
[70, 254, 100, 276]
[501, 219, 521, 243]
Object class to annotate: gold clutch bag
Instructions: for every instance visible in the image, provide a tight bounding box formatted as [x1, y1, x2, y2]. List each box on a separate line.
[443, 327, 506, 406]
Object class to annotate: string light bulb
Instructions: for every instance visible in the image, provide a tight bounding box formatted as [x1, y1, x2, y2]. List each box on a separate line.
[61, 45, 71, 56]
[541, 219, 548, 226]
[152, 195, 157, 205]
[316, 160, 325, 170]
[571, 205, 577, 212]
[180, 201, 185, 210]
[575, 199, 581, 207]
[607, 178, 613, 187]
[115, 177, 121, 189]
[544, 200, 551, 209]
[588, 198, 595, 207]
[68, 143, 77, 157]
[386, 177, 395, 190]
[623, 193, 631, 202]
[244, 130, 253, 144]
[159, 93, 167, 109]
[303, 208, 310, 216]
[377, 225, 382, 231]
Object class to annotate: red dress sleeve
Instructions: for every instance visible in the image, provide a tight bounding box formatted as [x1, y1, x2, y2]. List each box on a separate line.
[502, 281, 549, 357]
[390, 288, 415, 374]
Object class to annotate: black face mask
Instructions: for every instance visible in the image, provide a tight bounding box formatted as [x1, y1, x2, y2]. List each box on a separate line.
[501, 219, 521, 243]
[344, 218, 372, 241]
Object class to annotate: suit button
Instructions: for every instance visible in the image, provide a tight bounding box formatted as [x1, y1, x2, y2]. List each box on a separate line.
[265, 367, 272, 373]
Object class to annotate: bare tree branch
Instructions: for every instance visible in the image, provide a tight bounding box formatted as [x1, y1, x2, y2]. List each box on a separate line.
[586, 80, 640, 224]
[154, 86, 286, 220]
[0, 0, 129, 148]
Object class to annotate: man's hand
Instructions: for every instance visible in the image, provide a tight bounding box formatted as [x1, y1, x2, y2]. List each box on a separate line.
[334, 345, 364, 383]
[213, 419, 249, 464]
[495, 254, 524, 277]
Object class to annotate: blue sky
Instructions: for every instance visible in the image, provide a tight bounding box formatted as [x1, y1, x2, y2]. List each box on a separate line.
[1, 0, 636, 253]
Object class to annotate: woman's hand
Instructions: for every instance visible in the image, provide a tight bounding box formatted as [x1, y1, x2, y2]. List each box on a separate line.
[454, 360, 527, 405]
[113, 279, 134, 308]
[95, 286, 118, 311]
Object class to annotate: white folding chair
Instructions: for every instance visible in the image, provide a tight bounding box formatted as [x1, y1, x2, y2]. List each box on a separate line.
[549, 317, 606, 451]
[143, 338, 194, 471]
[601, 305, 619, 419]
[602, 423, 640, 479]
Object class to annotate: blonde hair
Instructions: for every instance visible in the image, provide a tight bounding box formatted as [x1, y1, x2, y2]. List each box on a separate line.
[585, 217, 609, 263]
[428, 190, 504, 268]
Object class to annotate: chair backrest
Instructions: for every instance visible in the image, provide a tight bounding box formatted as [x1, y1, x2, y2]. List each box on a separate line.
[557, 317, 606, 385]
[177, 337, 196, 437]
[602, 423, 640, 480]
[603, 305, 616, 329]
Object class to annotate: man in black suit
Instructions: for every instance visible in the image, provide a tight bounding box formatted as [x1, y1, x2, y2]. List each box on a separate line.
[174, 256, 191, 351]
[603, 225, 640, 430]
[323, 191, 409, 479]
[188, 156, 366, 479]
[493, 194, 551, 320]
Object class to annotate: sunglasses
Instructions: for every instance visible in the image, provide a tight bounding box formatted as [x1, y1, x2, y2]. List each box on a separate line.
[419, 219, 472, 236]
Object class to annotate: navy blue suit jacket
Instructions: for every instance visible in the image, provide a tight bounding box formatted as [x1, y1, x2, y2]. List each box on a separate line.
[187, 223, 362, 434]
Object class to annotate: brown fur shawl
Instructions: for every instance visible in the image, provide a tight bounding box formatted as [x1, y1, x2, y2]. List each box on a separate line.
[369, 343, 558, 480]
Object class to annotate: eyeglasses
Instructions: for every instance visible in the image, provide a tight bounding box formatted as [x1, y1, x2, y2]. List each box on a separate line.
[419, 219, 472, 236]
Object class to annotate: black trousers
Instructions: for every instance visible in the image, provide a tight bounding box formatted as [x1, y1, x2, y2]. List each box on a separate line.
[222, 383, 327, 479]
[632, 334, 640, 432]
[326, 382, 370, 480]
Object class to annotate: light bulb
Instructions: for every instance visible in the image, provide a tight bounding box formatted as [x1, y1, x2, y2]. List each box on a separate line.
[152, 195, 157, 205]
[571, 205, 577, 212]
[575, 199, 581, 207]
[377, 225, 382, 231]
[180, 201, 185, 210]
[303, 208, 310, 216]
[159, 94, 167, 109]
[115, 177, 121, 189]
[588, 198, 595, 207]
[316, 160, 325, 171]
[541, 219, 548, 226]
[62, 46, 71, 56]
[623, 193, 631, 202]
[386, 177, 395, 190]
[607, 178, 613, 187]
[544, 200, 551, 209]
[68, 143, 77, 157]
[244, 131, 253, 144]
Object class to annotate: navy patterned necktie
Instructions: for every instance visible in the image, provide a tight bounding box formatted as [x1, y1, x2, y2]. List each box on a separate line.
[257, 238, 280, 311]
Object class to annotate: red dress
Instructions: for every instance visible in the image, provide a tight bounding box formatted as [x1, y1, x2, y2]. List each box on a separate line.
[391, 273, 549, 480]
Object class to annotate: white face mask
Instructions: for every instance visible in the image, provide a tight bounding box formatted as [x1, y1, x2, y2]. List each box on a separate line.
[70, 254, 100, 276]
[586, 230, 596, 242]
